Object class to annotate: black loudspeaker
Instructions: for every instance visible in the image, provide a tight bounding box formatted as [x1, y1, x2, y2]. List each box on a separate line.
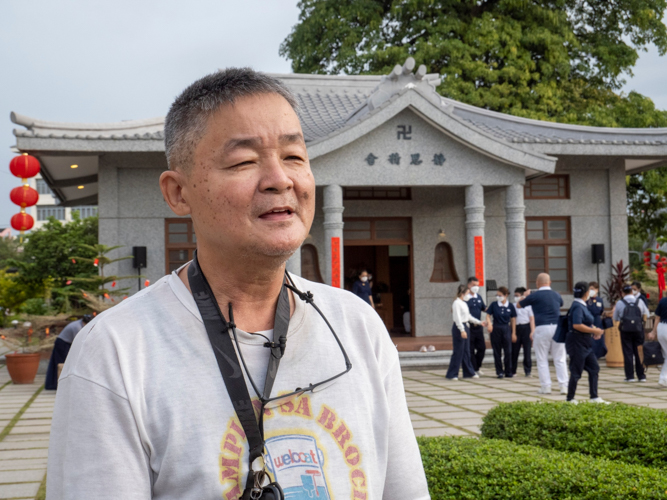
[592, 244, 605, 264]
[133, 246, 147, 269]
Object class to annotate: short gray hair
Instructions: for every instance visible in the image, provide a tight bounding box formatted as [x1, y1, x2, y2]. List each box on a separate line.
[164, 67, 298, 172]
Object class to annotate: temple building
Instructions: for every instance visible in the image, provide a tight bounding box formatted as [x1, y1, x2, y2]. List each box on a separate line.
[10, 58, 667, 337]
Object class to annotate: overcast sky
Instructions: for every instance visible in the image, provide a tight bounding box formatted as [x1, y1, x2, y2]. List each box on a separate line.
[2, 0, 667, 232]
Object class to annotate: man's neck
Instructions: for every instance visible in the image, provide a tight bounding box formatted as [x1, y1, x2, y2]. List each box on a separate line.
[178, 246, 295, 332]
[538, 285, 551, 290]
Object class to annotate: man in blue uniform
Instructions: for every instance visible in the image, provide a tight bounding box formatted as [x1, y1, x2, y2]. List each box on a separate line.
[486, 287, 517, 378]
[466, 277, 487, 376]
[518, 273, 568, 395]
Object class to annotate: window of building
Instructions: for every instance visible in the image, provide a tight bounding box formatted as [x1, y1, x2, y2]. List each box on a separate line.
[343, 187, 411, 200]
[36, 179, 53, 196]
[71, 206, 98, 219]
[343, 218, 411, 245]
[430, 242, 459, 283]
[36, 206, 65, 221]
[526, 217, 571, 293]
[524, 175, 569, 199]
[165, 218, 196, 273]
[300, 244, 323, 283]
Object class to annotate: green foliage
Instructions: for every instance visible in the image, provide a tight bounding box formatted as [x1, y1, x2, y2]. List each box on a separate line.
[68, 244, 134, 297]
[21, 298, 49, 316]
[281, 0, 667, 127]
[0, 270, 47, 325]
[0, 237, 20, 269]
[481, 401, 667, 468]
[627, 167, 667, 241]
[13, 214, 98, 289]
[418, 436, 667, 499]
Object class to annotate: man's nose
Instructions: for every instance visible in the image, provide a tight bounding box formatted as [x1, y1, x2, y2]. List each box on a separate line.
[259, 155, 294, 193]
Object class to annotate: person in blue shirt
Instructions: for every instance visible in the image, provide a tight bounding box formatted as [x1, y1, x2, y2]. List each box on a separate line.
[518, 273, 568, 395]
[632, 281, 650, 310]
[566, 281, 606, 403]
[648, 296, 667, 388]
[486, 286, 516, 378]
[586, 282, 608, 359]
[352, 269, 375, 309]
[466, 277, 487, 375]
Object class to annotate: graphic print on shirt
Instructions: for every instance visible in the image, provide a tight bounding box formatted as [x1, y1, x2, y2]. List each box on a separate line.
[218, 394, 367, 500]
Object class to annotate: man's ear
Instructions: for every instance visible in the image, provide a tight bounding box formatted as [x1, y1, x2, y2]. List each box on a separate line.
[160, 169, 191, 216]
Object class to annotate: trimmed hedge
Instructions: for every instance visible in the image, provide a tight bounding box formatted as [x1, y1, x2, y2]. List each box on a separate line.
[481, 401, 667, 468]
[418, 437, 667, 499]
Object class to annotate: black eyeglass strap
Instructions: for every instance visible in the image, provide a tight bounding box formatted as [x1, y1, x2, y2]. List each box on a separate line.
[188, 251, 289, 497]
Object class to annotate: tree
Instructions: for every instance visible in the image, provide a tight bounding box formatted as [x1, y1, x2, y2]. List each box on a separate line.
[0, 237, 20, 269]
[69, 244, 134, 298]
[627, 167, 667, 242]
[280, 0, 667, 127]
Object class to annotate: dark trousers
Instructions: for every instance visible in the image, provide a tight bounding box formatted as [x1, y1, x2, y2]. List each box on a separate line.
[512, 324, 532, 375]
[591, 334, 608, 359]
[620, 329, 646, 380]
[566, 333, 599, 400]
[447, 323, 476, 379]
[490, 324, 512, 377]
[45, 338, 72, 390]
[469, 324, 486, 372]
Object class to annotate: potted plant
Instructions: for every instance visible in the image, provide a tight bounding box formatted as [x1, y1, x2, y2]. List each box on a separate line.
[602, 260, 630, 368]
[1, 315, 65, 384]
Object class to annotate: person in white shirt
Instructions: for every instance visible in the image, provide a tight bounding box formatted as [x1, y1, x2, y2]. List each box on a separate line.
[613, 284, 650, 382]
[511, 287, 534, 377]
[46, 68, 430, 500]
[447, 284, 484, 380]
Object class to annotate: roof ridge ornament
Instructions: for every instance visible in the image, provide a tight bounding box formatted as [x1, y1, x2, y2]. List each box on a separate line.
[367, 57, 441, 111]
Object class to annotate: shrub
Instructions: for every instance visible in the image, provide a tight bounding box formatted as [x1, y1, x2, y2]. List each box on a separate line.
[418, 436, 667, 500]
[481, 401, 667, 468]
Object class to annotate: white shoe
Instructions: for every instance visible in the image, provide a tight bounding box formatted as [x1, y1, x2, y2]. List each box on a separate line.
[639, 378, 647, 383]
[560, 384, 568, 395]
[538, 387, 552, 394]
[590, 397, 609, 404]
[567, 399, 578, 405]
[427, 345, 436, 352]
[419, 345, 427, 352]
[477, 369, 484, 376]
[658, 380, 667, 388]
[624, 378, 637, 382]
[448, 377, 459, 381]
[472, 374, 479, 379]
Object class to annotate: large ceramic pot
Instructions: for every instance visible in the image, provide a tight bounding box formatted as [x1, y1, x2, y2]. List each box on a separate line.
[605, 321, 624, 368]
[5, 353, 41, 384]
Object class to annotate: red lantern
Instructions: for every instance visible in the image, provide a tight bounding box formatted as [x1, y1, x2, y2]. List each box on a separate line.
[9, 154, 40, 180]
[657, 255, 661, 261]
[93, 258, 99, 267]
[10, 212, 34, 231]
[9, 185, 39, 208]
[144, 279, 150, 287]
[644, 251, 651, 257]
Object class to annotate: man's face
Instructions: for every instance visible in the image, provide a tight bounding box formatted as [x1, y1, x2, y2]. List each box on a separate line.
[468, 281, 479, 291]
[176, 93, 315, 262]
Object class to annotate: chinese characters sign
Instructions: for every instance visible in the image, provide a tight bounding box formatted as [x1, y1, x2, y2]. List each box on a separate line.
[364, 153, 446, 166]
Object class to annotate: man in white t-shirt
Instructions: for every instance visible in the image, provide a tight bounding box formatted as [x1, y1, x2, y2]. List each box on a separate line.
[46, 68, 430, 500]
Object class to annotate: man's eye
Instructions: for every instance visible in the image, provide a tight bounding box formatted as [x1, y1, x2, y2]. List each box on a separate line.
[285, 156, 303, 161]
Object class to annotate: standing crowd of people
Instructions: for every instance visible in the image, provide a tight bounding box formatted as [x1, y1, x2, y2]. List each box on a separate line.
[447, 273, 667, 403]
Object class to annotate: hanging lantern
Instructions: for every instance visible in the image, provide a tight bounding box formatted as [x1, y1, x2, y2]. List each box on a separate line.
[71, 259, 76, 264]
[9, 153, 40, 180]
[10, 212, 34, 232]
[93, 258, 99, 267]
[644, 251, 651, 257]
[144, 279, 150, 287]
[9, 185, 39, 208]
[65, 280, 72, 285]
[111, 281, 116, 288]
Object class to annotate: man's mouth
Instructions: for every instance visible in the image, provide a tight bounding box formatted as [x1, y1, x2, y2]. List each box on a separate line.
[259, 207, 295, 221]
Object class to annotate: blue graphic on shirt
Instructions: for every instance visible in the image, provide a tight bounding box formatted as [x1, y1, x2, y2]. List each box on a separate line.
[265, 435, 330, 499]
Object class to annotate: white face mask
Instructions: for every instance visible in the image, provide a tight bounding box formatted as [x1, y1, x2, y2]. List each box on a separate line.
[514, 296, 521, 303]
[462, 294, 471, 302]
[470, 286, 480, 294]
[589, 290, 597, 298]
[496, 296, 506, 304]
[360, 276, 368, 282]
[632, 290, 639, 297]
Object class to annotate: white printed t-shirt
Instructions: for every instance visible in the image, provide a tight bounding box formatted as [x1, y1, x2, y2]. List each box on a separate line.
[47, 267, 430, 500]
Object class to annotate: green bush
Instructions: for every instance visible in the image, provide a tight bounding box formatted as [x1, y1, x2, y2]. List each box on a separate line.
[481, 401, 667, 468]
[418, 436, 667, 499]
[21, 298, 49, 316]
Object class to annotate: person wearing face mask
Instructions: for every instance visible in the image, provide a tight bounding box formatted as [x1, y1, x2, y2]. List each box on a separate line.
[465, 277, 487, 376]
[447, 284, 483, 380]
[647, 295, 667, 388]
[614, 284, 650, 382]
[586, 282, 608, 359]
[485, 287, 517, 378]
[565, 281, 607, 404]
[352, 269, 375, 310]
[511, 287, 534, 377]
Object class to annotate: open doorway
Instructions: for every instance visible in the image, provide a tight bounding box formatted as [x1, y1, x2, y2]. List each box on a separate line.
[343, 218, 414, 336]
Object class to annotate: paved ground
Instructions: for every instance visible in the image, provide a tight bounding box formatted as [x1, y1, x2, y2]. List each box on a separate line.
[406, 363, 667, 437]
[0, 363, 666, 498]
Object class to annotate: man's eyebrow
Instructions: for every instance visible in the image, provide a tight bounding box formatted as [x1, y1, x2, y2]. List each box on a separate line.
[222, 133, 305, 153]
